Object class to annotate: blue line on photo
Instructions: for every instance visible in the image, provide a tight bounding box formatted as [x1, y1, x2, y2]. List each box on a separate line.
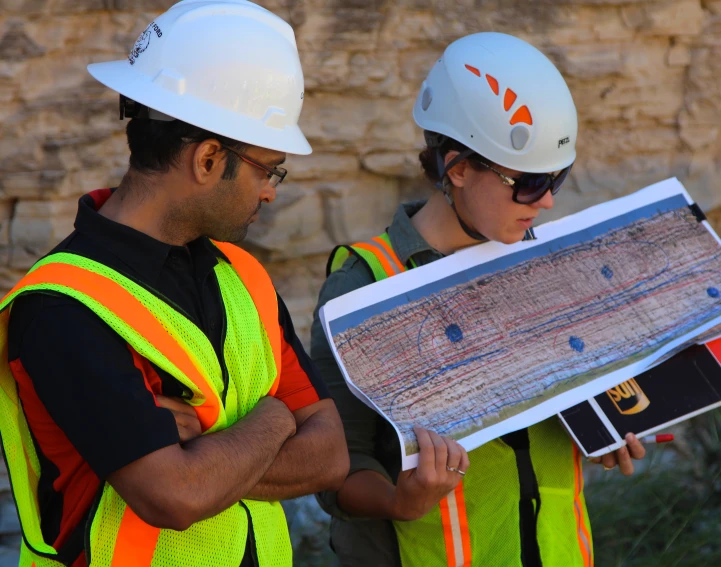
[329, 194, 689, 336]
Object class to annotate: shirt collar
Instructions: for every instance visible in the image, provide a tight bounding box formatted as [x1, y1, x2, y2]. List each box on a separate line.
[74, 190, 227, 285]
[386, 200, 444, 266]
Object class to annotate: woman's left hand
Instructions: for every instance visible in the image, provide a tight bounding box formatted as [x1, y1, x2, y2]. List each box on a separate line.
[588, 432, 646, 476]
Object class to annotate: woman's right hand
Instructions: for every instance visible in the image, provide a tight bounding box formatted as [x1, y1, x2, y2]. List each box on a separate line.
[391, 426, 470, 521]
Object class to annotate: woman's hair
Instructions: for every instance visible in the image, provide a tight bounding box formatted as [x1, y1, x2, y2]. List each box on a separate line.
[418, 131, 486, 183]
[125, 118, 247, 180]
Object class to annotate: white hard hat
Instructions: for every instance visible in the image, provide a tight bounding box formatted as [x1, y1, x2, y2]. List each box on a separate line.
[87, 0, 311, 155]
[413, 33, 576, 173]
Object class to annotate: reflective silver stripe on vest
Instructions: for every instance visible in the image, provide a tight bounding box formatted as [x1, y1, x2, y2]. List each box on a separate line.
[574, 500, 593, 566]
[362, 239, 402, 275]
[446, 488, 466, 567]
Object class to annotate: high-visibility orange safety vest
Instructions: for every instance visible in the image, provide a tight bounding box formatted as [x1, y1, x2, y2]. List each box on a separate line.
[0, 241, 292, 567]
[327, 232, 593, 567]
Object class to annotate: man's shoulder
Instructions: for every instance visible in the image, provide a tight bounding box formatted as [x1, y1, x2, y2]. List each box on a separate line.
[45, 230, 84, 256]
[8, 230, 109, 329]
[7, 289, 119, 359]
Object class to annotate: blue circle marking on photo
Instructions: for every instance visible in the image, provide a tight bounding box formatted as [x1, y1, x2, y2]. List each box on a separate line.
[569, 336, 585, 353]
[708, 287, 720, 299]
[445, 324, 464, 344]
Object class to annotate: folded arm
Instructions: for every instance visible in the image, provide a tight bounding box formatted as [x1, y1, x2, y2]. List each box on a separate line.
[238, 293, 349, 501]
[108, 396, 296, 531]
[12, 297, 299, 534]
[245, 398, 349, 501]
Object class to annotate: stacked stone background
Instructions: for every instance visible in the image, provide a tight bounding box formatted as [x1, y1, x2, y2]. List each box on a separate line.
[1, 0, 720, 564]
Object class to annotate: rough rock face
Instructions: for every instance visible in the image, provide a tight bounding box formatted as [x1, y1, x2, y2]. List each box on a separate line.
[0, 0, 720, 342]
[1, 1, 720, 564]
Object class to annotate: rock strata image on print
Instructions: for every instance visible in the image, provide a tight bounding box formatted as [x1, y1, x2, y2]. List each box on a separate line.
[332, 207, 721, 455]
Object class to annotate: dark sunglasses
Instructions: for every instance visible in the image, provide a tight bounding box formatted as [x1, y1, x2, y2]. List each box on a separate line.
[470, 156, 572, 205]
[221, 145, 287, 187]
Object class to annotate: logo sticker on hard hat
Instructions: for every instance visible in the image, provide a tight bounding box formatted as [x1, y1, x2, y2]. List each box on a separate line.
[128, 22, 163, 66]
[465, 63, 533, 150]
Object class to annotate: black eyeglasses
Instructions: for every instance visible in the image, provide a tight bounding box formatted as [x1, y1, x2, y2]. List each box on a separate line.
[470, 156, 572, 205]
[221, 145, 287, 187]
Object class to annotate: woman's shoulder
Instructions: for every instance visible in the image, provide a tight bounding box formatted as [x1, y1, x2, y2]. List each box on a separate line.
[318, 254, 378, 306]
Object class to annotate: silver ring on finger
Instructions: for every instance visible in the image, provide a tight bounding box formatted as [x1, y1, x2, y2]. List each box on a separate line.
[446, 466, 466, 476]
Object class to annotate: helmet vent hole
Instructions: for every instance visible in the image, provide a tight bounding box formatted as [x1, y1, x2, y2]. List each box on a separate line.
[511, 125, 530, 150]
[421, 87, 433, 111]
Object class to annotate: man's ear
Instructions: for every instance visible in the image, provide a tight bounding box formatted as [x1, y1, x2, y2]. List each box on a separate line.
[444, 150, 467, 189]
[191, 139, 225, 185]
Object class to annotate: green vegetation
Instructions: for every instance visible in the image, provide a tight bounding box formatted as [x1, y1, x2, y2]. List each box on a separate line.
[586, 410, 721, 566]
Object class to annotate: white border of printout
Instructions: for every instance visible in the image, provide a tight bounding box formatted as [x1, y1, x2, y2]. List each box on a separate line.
[320, 178, 721, 469]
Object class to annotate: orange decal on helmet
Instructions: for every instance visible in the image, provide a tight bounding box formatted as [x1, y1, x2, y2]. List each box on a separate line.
[504, 88, 517, 111]
[486, 74, 499, 96]
[463, 65, 533, 126]
[465, 64, 481, 77]
[510, 105, 533, 126]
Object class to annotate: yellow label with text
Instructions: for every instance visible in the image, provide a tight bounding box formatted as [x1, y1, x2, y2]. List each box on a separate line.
[606, 378, 650, 415]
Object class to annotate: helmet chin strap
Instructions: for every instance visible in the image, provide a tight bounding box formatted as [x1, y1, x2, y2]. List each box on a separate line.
[435, 148, 488, 242]
[448, 194, 488, 242]
[434, 147, 537, 243]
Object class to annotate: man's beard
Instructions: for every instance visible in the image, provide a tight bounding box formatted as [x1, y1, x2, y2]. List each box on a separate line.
[229, 222, 250, 244]
[227, 203, 261, 244]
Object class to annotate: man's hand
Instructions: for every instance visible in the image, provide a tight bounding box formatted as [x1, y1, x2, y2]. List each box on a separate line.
[156, 395, 202, 443]
[588, 432, 646, 476]
[156, 395, 296, 445]
[391, 426, 470, 521]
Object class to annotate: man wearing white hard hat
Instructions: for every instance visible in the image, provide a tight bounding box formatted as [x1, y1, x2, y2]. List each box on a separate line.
[312, 33, 646, 566]
[0, 2, 348, 567]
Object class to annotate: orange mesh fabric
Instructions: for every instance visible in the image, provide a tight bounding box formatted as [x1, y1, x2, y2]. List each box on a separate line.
[2, 250, 291, 567]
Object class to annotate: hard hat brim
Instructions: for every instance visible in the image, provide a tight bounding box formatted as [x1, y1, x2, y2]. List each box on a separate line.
[88, 60, 312, 155]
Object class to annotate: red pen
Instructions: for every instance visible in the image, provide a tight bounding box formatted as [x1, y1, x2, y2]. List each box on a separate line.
[639, 434, 674, 444]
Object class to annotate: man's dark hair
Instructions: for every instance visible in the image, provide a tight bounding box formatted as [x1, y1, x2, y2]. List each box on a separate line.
[126, 118, 247, 180]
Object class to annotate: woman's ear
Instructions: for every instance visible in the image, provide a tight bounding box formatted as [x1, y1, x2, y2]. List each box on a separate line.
[444, 150, 468, 189]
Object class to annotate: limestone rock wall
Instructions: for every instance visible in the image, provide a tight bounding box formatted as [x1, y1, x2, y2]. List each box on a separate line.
[0, 1, 720, 560]
[1, 0, 720, 340]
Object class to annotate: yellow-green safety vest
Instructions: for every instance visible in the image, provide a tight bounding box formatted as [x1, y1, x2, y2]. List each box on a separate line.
[0, 241, 292, 567]
[327, 233, 594, 567]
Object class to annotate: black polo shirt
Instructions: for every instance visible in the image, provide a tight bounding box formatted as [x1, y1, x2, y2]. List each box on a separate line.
[7, 189, 328, 566]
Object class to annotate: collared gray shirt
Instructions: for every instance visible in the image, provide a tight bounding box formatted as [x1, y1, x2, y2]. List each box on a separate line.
[310, 201, 443, 567]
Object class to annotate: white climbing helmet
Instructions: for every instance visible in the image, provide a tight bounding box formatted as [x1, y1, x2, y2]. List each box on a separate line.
[87, 0, 311, 155]
[413, 32, 577, 173]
